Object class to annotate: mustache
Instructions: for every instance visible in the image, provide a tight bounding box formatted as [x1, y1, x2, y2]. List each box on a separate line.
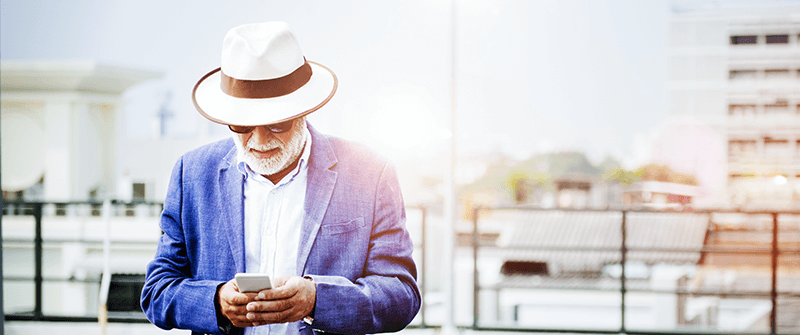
[245, 137, 283, 151]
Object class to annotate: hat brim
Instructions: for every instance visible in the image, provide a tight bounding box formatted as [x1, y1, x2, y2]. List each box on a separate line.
[192, 61, 337, 126]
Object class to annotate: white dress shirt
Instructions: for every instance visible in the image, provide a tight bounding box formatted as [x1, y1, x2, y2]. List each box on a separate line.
[235, 125, 311, 335]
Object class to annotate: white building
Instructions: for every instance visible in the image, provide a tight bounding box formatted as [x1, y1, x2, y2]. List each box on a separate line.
[1, 60, 162, 201]
[0, 60, 226, 328]
[1, 60, 231, 204]
[667, 1, 800, 209]
[1, 60, 171, 329]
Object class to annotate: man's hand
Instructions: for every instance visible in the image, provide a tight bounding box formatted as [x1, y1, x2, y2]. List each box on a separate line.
[245, 276, 316, 326]
[217, 279, 258, 328]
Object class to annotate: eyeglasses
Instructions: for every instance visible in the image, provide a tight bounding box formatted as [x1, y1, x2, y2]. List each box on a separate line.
[228, 119, 294, 134]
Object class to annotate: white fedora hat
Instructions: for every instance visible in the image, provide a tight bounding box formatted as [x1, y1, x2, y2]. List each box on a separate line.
[192, 21, 337, 126]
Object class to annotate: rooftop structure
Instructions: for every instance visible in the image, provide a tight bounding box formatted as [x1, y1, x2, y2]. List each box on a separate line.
[1, 60, 162, 201]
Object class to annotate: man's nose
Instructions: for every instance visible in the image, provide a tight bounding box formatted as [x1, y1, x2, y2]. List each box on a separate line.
[250, 126, 276, 144]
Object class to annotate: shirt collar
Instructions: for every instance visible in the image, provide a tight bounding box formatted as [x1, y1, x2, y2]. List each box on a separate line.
[234, 123, 312, 187]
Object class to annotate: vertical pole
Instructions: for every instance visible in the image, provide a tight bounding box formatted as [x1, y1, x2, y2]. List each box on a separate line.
[513, 304, 519, 324]
[442, 0, 458, 334]
[99, 200, 112, 334]
[33, 203, 43, 320]
[620, 210, 627, 333]
[472, 207, 480, 329]
[0, 197, 4, 334]
[1, 139, 3, 334]
[770, 212, 778, 335]
[420, 206, 426, 327]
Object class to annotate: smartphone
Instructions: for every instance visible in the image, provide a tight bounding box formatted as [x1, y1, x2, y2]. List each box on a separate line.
[235, 273, 273, 293]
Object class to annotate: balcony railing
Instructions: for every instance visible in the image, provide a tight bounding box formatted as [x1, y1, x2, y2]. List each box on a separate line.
[2, 200, 162, 323]
[4, 201, 800, 334]
[468, 207, 800, 335]
[1, 201, 432, 328]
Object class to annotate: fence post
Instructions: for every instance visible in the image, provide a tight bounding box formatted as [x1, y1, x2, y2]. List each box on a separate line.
[1, 198, 4, 333]
[420, 206, 427, 327]
[99, 200, 113, 334]
[620, 210, 627, 333]
[33, 202, 43, 320]
[472, 206, 480, 329]
[770, 212, 778, 335]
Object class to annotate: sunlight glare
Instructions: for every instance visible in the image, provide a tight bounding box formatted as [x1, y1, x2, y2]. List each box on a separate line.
[368, 94, 440, 153]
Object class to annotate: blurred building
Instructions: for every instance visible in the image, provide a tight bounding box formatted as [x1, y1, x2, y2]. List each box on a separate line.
[1, 60, 228, 204]
[1, 60, 167, 318]
[668, 1, 800, 209]
[623, 180, 701, 211]
[0, 60, 221, 320]
[1, 60, 161, 201]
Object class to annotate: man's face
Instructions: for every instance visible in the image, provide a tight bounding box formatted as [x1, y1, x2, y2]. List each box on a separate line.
[233, 117, 306, 176]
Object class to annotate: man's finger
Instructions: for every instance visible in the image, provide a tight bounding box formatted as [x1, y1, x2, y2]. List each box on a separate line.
[218, 279, 260, 327]
[226, 294, 253, 305]
[246, 299, 292, 313]
[246, 308, 297, 324]
[256, 277, 303, 300]
[270, 275, 290, 287]
[223, 303, 254, 327]
[256, 288, 296, 301]
[222, 288, 254, 305]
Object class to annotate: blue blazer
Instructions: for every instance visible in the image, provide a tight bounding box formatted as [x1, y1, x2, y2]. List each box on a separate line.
[141, 124, 420, 334]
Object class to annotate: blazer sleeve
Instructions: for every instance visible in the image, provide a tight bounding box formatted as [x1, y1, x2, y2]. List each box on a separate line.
[140, 156, 226, 334]
[306, 160, 421, 334]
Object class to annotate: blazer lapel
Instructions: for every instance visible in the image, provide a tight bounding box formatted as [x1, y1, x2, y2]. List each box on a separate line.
[219, 145, 246, 273]
[297, 124, 338, 275]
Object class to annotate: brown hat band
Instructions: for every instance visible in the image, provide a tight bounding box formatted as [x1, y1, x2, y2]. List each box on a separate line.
[220, 60, 313, 99]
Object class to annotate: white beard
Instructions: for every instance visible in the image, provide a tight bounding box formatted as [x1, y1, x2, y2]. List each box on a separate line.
[234, 119, 306, 176]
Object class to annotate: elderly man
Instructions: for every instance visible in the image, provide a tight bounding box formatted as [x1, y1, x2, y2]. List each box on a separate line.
[141, 22, 420, 335]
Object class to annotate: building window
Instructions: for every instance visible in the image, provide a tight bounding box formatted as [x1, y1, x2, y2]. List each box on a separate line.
[729, 70, 757, 80]
[500, 261, 549, 276]
[55, 203, 66, 216]
[132, 182, 146, 201]
[729, 140, 757, 158]
[730, 35, 758, 44]
[764, 69, 791, 79]
[765, 99, 789, 114]
[766, 34, 789, 44]
[765, 137, 789, 157]
[728, 104, 756, 116]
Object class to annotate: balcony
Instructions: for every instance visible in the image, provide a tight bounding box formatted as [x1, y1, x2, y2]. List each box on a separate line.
[4, 202, 800, 334]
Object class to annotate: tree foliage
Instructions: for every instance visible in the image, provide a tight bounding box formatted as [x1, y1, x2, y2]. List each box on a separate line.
[604, 164, 698, 186]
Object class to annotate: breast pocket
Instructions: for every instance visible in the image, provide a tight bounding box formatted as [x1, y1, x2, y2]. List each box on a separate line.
[312, 217, 371, 277]
[319, 217, 367, 235]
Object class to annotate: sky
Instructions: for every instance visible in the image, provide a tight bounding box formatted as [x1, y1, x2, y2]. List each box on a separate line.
[2, 0, 679, 170]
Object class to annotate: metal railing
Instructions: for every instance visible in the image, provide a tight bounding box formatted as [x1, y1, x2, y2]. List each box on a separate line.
[470, 207, 800, 335]
[7, 201, 800, 334]
[2, 200, 161, 323]
[1, 201, 433, 328]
